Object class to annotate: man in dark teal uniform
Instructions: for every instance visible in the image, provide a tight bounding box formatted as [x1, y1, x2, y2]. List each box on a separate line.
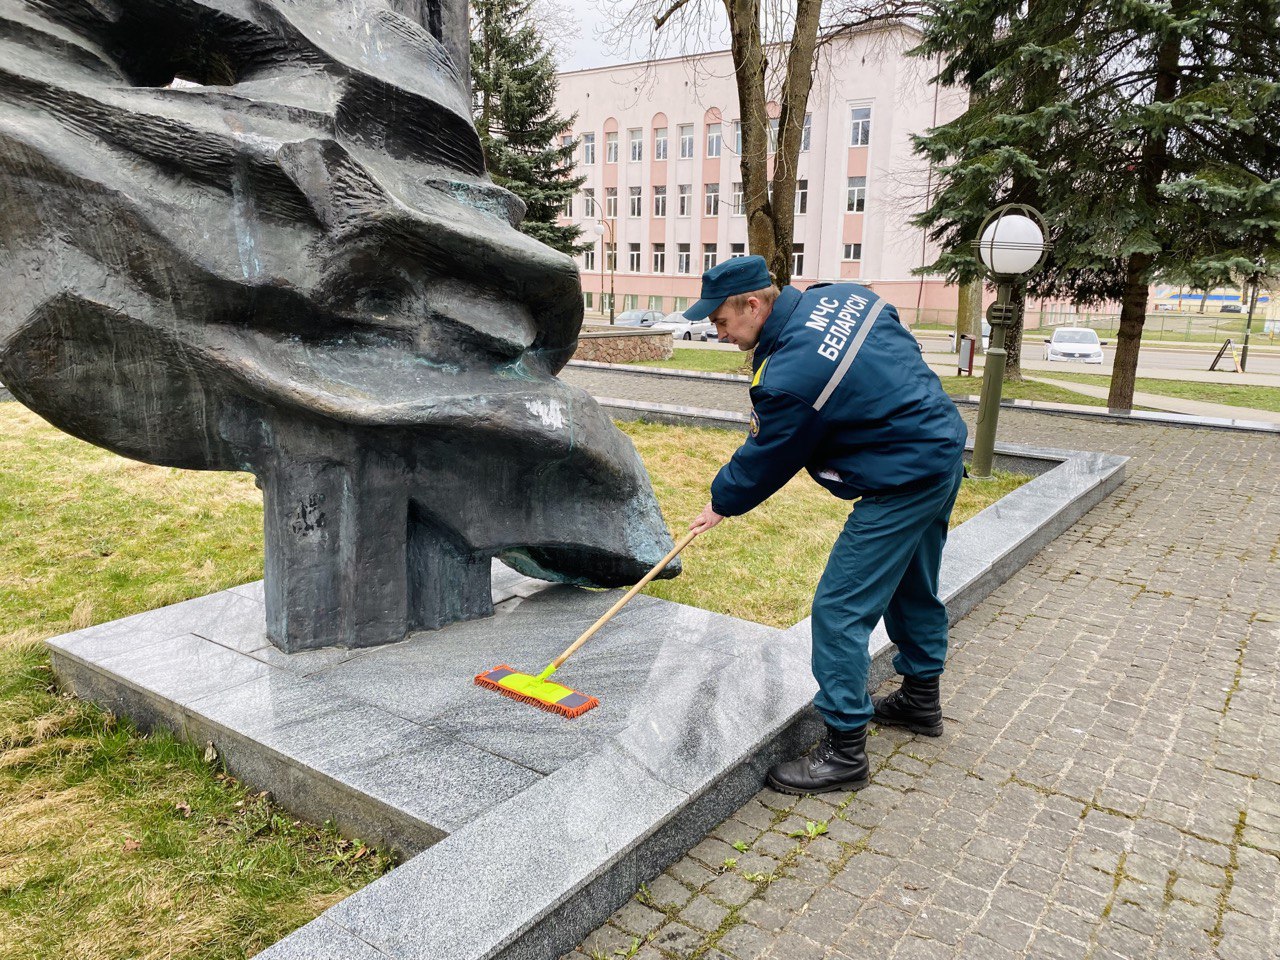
[687, 256, 967, 795]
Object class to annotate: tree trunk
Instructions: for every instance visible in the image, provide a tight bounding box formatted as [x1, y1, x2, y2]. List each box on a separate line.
[767, 0, 823, 286]
[721, 0, 822, 288]
[724, 0, 775, 276]
[1003, 286, 1025, 382]
[957, 279, 982, 355]
[1108, 9, 1179, 408]
[1108, 252, 1154, 410]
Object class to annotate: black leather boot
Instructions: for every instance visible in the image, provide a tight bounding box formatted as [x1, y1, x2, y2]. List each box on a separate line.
[766, 724, 870, 795]
[873, 675, 944, 736]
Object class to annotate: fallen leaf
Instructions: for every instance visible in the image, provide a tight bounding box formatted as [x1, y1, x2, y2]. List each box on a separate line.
[203, 741, 218, 764]
[122, 839, 142, 853]
[175, 802, 192, 818]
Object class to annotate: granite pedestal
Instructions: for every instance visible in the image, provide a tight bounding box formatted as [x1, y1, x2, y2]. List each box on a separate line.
[46, 442, 1126, 960]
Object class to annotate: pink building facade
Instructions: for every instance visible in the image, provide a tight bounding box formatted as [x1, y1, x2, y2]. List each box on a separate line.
[555, 28, 966, 321]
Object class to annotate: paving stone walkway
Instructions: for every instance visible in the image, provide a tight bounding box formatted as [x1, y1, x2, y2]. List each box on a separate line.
[562, 375, 1280, 960]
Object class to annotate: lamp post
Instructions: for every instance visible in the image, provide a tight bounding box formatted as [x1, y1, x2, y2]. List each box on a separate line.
[580, 195, 615, 324]
[969, 204, 1050, 479]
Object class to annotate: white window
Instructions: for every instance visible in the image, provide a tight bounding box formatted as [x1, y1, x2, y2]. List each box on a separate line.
[731, 182, 744, 216]
[582, 133, 596, 164]
[677, 184, 692, 217]
[583, 187, 595, 216]
[583, 245, 596, 271]
[733, 120, 742, 154]
[652, 243, 666, 273]
[706, 123, 721, 157]
[624, 294, 638, 310]
[605, 243, 617, 270]
[678, 124, 694, 159]
[605, 186, 618, 217]
[606, 131, 618, 163]
[628, 243, 641, 272]
[704, 182, 720, 216]
[801, 114, 811, 152]
[843, 243, 863, 261]
[703, 243, 718, 271]
[675, 296, 689, 311]
[583, 291, 593, 309]
[847, 176, 866, 213]
[654, 128, 668, 160]
[629, 128, 643, 162]
[850, 106, 871, 147]
[792, 243, 805, 276]
[730, 243, 745, 258]
[629, 186, 642, 218]
[768, 117, 780, 152]
[562, 194, 573, 217]
[677, 243, 691, 274]
[561, 134, 574, 152]
[601, 292, 613, 312]
[648, 295, 664, 311]
[795, 179, 808, 215]
[653, 185, 667, 217]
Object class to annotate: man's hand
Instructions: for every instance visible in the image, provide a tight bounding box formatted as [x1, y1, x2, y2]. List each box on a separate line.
[689, 502, 724, 535]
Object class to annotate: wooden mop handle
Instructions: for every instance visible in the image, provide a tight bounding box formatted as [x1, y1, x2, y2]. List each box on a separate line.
[548, 528, 700, 672]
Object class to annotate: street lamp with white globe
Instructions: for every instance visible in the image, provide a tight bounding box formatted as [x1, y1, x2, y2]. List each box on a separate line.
[969, 204, 1051, 478]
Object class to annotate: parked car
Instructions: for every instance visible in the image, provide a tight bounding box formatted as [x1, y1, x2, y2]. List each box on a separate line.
[1220, 303, 1243, 313]
[613, 309, 665, 327]
[948, 321, 991, 351]
[652, 311, 717, 341]
[1043, 327, 1106, 363]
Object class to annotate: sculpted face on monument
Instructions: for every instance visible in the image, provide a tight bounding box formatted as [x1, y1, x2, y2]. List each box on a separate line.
[0, 0, 678, 651]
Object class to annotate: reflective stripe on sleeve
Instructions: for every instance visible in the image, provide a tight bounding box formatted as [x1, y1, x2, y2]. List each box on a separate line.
[813, 298, 886, 411]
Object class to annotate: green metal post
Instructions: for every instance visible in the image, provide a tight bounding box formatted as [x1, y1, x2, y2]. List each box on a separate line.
[969, 282, 1014, 479]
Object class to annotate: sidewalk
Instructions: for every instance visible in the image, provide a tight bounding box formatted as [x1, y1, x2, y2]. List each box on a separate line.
[562, 378, 1280, 960]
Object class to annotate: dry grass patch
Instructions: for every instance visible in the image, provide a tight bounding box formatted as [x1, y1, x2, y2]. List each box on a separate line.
[617, 420, 1029, 628]
[0, 404, 391, 960]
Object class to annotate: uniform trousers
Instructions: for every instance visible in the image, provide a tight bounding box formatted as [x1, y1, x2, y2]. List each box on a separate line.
[810, 460, 964, 731]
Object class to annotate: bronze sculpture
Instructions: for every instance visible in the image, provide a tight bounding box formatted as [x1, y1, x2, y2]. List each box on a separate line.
[0, 0, 677, 651]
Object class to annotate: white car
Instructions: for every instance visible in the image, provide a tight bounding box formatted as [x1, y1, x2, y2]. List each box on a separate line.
[652, 311, 717, 341]
[1043, 327, 1106, 363]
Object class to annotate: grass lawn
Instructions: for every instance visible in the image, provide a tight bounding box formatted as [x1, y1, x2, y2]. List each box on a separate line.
[630, 348, 752, 376]
[1025, 371, 1280, 413]
[0, 404, 393, 960]
[625, 349, 1280, 412]
[934, 375, 1109, 408]
[0, 403, 1027, 959]
[624, 349, 1112, 408]
[614, 421, 1029, 628]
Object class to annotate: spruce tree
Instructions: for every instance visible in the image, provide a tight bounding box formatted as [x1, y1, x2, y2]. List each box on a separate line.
[912, 0, 1280, 408]
[471, 0, 585, 255]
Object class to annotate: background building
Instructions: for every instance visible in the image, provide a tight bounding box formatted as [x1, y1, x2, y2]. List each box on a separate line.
[554, 27, 966, 321]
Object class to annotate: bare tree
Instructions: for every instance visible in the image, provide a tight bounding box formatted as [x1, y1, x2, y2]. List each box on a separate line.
[605, 1, 925, 286]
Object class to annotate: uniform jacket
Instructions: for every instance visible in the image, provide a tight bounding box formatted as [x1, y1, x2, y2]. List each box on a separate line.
[710, 283, 967, 517]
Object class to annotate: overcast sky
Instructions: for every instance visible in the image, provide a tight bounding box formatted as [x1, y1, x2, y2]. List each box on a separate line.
[546, 0, 730, 72]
